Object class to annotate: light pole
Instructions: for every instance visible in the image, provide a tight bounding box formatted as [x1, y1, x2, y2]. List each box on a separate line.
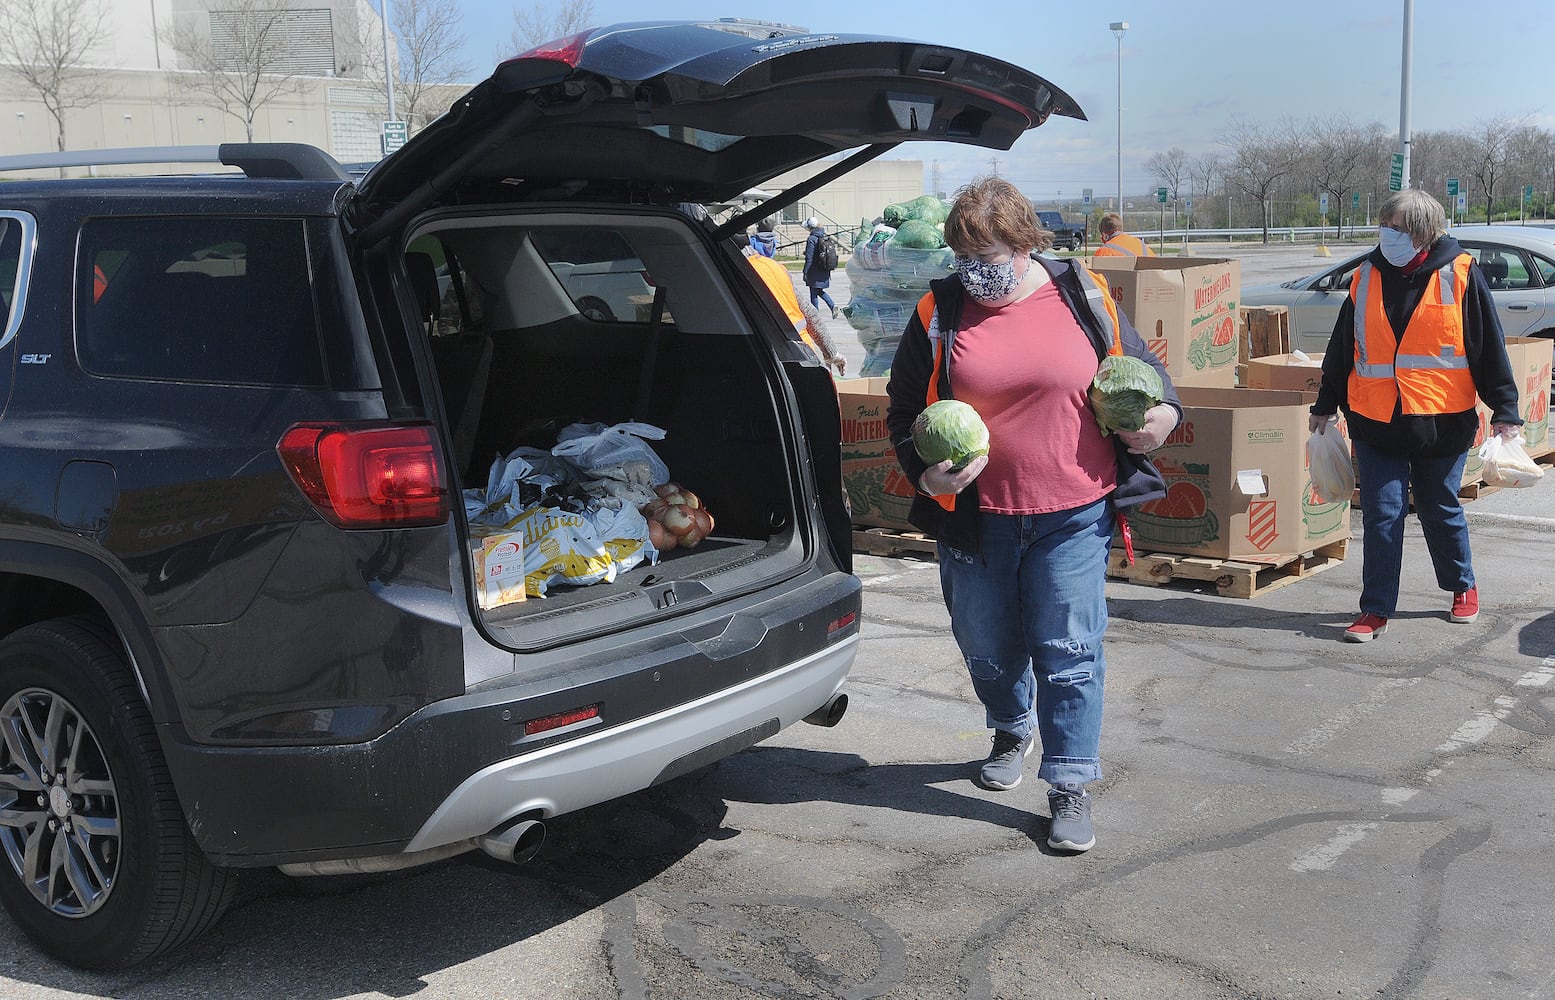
[1109, 21, 1128, 211]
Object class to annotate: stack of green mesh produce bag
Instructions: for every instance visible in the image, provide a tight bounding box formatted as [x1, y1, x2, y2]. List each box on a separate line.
[845, 195, 954, 376]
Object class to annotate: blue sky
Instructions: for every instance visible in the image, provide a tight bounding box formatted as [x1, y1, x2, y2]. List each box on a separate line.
[438, 0, 1553, 200]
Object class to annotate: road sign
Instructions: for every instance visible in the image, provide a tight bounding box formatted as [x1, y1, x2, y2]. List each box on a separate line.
[1082, 188, 1093, 206]
[1456, 192, 1467, 211]
[1319, 193, 1329, 214]
[1447, 177, 1460, 198]
[1526, 184, 1536, 200]
[1156, 187, 1168, 204]
[1351, 192, 1361, 210]
[1185, 196, 1193, 211]
[1389, 153, 1404, 192]
[381, 120, 408, 155]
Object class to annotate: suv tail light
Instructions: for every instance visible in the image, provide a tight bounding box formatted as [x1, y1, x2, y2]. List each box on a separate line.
[513, 30, 591, 65]
[278, 423, 449, 528]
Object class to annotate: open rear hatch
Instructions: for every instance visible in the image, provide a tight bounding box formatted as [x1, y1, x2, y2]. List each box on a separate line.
[352, 19, 1082, 647]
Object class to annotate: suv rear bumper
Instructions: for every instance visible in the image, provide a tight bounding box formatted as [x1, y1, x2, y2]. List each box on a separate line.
[405, 633, 854, 851]
[161, 570, 860, 866]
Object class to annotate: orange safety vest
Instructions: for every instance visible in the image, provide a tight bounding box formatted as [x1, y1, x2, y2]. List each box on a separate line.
[1346, 254, 1477, 421]
[746, 254, 807, 333]
[1093, 233, 1152, 258]
[915, 265, 1126, 511]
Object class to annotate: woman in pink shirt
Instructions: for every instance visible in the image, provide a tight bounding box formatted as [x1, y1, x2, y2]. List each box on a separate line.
[885, 177, 1180, 853]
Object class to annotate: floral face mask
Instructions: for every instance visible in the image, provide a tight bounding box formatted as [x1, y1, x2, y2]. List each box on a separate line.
[954, 254, 1024, 304]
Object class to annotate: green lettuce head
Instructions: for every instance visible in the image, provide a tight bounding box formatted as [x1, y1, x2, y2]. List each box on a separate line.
[1090, 355, 1164, 436]
[913, 400, 990, 472]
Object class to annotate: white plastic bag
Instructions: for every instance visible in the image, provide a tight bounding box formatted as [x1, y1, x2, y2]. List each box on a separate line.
[1306, 420, 1355, 504]
[551, 421, 671, 486]
[1479, 433, 1544, 488]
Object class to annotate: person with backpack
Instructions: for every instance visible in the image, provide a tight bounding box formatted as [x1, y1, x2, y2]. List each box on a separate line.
[802, 217, 839, 318]
[884, 177, 1180, 854]
[751, 218, 779, 258]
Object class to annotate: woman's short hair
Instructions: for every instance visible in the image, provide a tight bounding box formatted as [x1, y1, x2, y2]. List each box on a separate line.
[1099, 212, 1123, 236]
[1378, 189, 1446, 246]
[944, 176, 1053, 254]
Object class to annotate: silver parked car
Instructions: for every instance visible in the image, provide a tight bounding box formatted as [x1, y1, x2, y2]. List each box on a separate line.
[1241, 225, 1555, 355]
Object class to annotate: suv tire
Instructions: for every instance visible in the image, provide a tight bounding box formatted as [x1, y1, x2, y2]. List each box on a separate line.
[0, 617, 235, 969]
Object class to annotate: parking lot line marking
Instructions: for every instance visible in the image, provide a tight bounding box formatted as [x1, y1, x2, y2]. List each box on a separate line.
[1436, 695, 1517, 753]
[1514, 661, 1555, 687]
[1283, 677, 1418, 756]
[1290, 822, 1379, 873]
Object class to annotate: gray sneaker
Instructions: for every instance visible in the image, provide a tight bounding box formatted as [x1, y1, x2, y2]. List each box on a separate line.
[1047, 783, 1095, 852]
[976, 730, 1033, 791]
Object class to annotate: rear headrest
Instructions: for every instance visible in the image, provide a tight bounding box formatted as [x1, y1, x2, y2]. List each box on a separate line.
[1481, 254, 1508, 280]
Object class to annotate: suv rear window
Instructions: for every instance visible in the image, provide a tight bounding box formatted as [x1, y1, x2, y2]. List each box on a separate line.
[77, 217, 326, 386]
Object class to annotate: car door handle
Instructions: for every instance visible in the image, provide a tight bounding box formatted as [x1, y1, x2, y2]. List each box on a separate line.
[1506, 303, 1533, 311]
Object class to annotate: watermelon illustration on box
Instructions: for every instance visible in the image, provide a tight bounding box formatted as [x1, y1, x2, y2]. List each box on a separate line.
[1128, 387, 1350, 560]
[1130, 463, 1220, 549]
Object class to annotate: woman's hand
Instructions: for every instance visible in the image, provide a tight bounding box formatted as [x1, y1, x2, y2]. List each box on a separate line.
[1492, 421, 1521, 440]
[1309, 413, 1335, 434]
[918, 454, 988, 496]
[1117, 404, 1178, 454]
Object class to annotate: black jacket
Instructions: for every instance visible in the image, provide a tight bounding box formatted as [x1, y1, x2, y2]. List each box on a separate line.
[884, 258, 1182, 553]
[1311, 235, 1520, 456]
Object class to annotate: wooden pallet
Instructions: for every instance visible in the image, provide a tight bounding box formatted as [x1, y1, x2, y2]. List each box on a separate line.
[1107, 538, 1349, 599]
[852, 526, 937, 558]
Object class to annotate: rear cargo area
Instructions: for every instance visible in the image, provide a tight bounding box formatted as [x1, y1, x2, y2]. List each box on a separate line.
[404, 210, 812, 641]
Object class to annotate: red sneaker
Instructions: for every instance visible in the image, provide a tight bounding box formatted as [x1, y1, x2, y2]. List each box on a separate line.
[1344, 613, 1389, 642]
[1450, 587, 1479, 623]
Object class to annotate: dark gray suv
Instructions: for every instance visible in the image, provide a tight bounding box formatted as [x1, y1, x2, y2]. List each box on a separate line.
[0, 18, 1078, 967]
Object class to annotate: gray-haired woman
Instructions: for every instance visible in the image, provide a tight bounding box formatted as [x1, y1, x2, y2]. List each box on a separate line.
[1309, 188, 1521, 642]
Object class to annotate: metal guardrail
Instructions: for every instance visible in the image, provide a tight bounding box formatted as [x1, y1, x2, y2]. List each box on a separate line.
[1141, 226, 1380, 242]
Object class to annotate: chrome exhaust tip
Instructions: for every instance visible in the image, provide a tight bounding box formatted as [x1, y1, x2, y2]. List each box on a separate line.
[802, 692, 848, 728]
[477, 818, 546, 865]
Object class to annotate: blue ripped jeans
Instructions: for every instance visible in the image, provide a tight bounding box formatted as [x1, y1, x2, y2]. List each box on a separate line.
[937, 499, 1112, 787]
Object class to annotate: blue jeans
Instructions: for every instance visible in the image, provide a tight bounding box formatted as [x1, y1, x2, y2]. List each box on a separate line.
[937, 499, 1112, 788]
[808, 286, 835, 313]
[1353, 440, 1473, 617]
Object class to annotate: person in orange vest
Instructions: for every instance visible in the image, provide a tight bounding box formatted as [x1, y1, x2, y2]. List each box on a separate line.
[884, 177, 1181, 854]
[734, 233, 845, 375]
[1309, 188, 1521, 643]
[1091, 212, 1153, 258]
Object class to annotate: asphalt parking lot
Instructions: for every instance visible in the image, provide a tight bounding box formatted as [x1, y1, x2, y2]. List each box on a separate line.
[4, 241, 1552, 999]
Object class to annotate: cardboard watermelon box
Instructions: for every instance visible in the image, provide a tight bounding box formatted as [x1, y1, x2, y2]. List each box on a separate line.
[1088, 256, 1241, 389]
[835, 377, 917, 531]
[1128, 387, 1351, 560]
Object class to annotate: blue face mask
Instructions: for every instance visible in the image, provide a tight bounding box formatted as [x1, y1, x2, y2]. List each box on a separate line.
[954, 255, 1024, 303]
[1379, 227, 1419, 268]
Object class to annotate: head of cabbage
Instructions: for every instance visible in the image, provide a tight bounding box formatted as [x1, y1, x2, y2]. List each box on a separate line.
[1089, 355, 1164, 436]
[912, 400, 989, 472]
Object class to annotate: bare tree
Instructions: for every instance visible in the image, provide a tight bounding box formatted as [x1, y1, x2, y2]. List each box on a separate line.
[1304, 115, 1388, 239]
[164, 0, 305, 142]
[394, 0, 469, 132]
[0, 0, 114, 153]
[1187, 152, 1223, 227]
[1145, 146, 1188, 226]
[508, 0, 595, 57]
[1466, 114, 1529, 223]
[353, 0, 470, 134]
[1220, 118, 1301, 243]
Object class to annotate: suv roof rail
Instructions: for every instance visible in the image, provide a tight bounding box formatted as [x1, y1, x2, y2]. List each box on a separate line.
[0, 143, 351, 182]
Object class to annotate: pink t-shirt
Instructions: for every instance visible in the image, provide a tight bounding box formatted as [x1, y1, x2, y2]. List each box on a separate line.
[950, 280, 1118, 514]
